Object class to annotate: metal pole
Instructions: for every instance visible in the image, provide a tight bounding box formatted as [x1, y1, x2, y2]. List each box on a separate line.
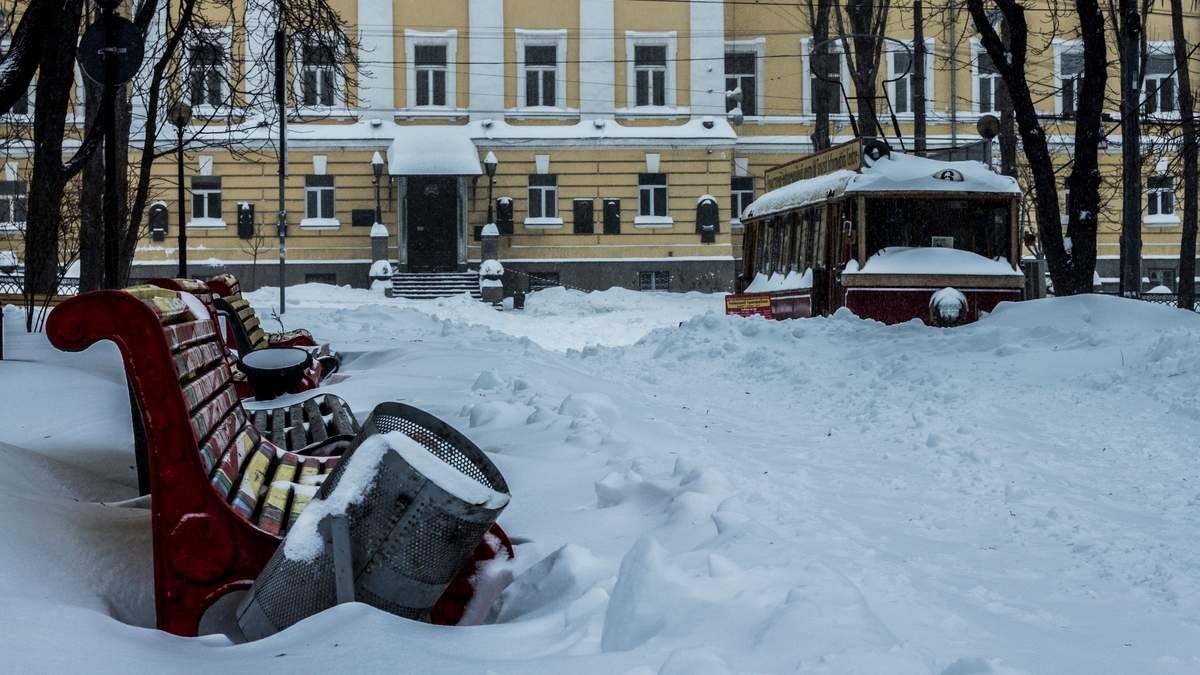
[486, 176, 494, 225]
[374, 177, 381, 224]
[275, 29, 287, 313]
[1118, 0, 1143, 298]
[177, 124, 187, 277]
[101, 5, 120, 288]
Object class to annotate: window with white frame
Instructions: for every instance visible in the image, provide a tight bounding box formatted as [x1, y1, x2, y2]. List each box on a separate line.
[525, 45, 556, 106]
[1144, 52, 1177, 116]
[188, 35, 227, 107]
[975, 49, 1004, 113]
[638, 173, 668, 217]
[415, 44, 448, 107]
[300, 42, 336, 107]
[804, 39, 846, 115]
[1058, 48, 1083, 117]
[527, 174, 558, 220]
[638, 271, 670, 291]
[725, 51, 756, 116]
[889, 41, 933, 115]
[634, 45, 667, 107]
[305, 175, 336, 220]
[731, 176, 754, 222]
[0, 181, 27, 228]
[189, 176, 222, 223]
[1147, 174, 1175, 218]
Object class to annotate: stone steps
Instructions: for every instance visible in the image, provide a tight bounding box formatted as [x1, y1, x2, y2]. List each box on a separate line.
[388, 271, 480, 299]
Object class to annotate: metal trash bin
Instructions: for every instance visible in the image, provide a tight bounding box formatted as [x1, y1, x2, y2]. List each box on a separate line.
[236, 402, 510, 640]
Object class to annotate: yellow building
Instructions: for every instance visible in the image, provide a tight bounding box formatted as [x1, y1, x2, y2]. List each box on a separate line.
[2, 0, 1197, 294]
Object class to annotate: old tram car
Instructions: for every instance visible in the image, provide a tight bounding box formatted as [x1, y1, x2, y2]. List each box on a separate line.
[727, 140, 1024, 326]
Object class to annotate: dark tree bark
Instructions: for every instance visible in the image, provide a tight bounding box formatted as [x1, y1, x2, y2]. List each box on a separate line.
[967, 0, 1106, 295]
[998, 18, 1018, 177]
[839, 0, 890, 139]
[22, 0, 85, 308]
[1171, 0, 1197, 309]
[0, 0, 46, 115]
[913, 0, 926, 155]
[806, 0, 834, 151]
[79, 80, 105, 292]
[1115, 0, 1143, 296]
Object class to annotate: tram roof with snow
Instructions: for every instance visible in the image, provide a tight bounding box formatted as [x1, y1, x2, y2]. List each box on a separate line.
[729, 139, 1025, 325]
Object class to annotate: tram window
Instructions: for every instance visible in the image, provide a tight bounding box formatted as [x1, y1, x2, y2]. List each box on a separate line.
[863, 197, 1011, 261]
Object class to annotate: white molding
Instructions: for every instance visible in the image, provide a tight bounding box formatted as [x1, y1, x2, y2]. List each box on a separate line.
[198, 155, 214, 176]
[645, 153, 661, 173]
[515, 29, 568, 110]
[186, 218, 228, 229]
[313, 155, 328, 175]
[634, 215, 674, 228]
[299, 217, 341, 230]
[535, 154, 550, 174]
[689, 0, 725, 115]
[725, 38, 766, 118]
[356, 0, 394, 112]
[886, 39, 935, 116]
[625, 31, 678, 109]
[523, 217, 564, 228]
[405, 29, 458, 111]
[468, 1, 503, 119]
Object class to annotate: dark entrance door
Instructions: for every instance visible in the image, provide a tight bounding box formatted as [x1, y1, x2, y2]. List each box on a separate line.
[406, 176, 458, 272]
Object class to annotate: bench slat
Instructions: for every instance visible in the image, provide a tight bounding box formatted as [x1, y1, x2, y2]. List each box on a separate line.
[286, 412, 307, 452]
[270, 409, 287, 448]
[199, 410, 243, 474]
[328, 397, 357, 436]
[231, 443, 275, 518]
[211, 429, 259, 499]
[189, 386, 239, 443]
[173, 342, 225, 383]
[164, 319, 219, 352]
[258, 455, 299, 535]
[181, 366, 232, 414]
[303, 398, 328, 444]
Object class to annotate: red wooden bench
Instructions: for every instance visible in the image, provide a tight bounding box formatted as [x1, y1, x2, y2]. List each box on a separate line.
[46, 286, 511, 636]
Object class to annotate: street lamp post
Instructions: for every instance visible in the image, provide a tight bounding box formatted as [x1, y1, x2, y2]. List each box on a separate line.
[168, 101, 193, 278]
[484, 151, 498, 225]
[371, 151, 384, 224]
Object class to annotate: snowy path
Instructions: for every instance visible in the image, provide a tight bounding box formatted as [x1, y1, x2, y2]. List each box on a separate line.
[1, 289, 1199, 673]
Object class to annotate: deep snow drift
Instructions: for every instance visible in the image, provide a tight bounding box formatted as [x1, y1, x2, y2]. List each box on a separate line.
[2, 288, 1200, 674]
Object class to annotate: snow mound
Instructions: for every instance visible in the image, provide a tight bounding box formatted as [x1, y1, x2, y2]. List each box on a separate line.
[849, 246, 1021, 276]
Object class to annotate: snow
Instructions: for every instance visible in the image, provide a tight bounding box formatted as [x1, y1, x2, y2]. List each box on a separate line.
[478, 260, 504, 276]
[1147, 285, 1172, 294]
[848, 246, 1023, 277]
[386, 431, 509, 510]
[930, 286, 968, 322]
[741, 170, 856, 220]
[283, 434, 392, 562]
[5, 289, 1200, 672]
[387, 126, 483, 176]
[743, 268, 812, 292]
[369, 223, 388, 238]
[368, 260, 392, 278]
[481, 223, 500, 237]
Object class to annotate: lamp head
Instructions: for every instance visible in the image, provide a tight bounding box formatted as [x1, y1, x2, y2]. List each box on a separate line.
[371, 151, 385, 178]
[484, 151, 498, 178]
[168, 101, 192, 128]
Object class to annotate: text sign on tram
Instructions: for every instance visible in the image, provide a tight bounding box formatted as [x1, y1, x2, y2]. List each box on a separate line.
[764, 139, 862, 191]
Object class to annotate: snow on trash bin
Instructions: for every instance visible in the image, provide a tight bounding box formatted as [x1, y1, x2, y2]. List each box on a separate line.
[236, 402, 510, 639]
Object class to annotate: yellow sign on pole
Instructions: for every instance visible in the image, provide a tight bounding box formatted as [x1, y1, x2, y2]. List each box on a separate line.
[764, 139, 863, 191]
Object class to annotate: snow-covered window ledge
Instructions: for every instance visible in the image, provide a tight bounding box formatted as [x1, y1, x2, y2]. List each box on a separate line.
[191, 105, 246, 120]
[506, 107, 580, 119]
[634, 215, 674, 228]
[300, 218, 341, 230]
[187, 218, 227, 229]
[290, 107, 358, 121]
[523, 217, 564, 229]
[1145, 214, 1181, 227]
[394, 107, 469, 119]
[614, 106, 690, 119]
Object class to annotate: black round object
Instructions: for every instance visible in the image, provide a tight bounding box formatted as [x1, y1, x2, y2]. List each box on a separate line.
[238, 348, 313, 400]
[78, 17, 145, 85]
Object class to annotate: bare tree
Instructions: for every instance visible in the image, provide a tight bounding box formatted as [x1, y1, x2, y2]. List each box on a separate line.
[967, 0, 1108, 295]
[805, 0, 835, 151]
[836, 0, 890, 139]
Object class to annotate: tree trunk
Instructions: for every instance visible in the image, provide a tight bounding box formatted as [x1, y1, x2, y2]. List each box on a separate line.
[79, 80, 105, 292]
[1117, 0, 1143, 297]
[1171, 0, 1197, 310]
[998, 18, 1018, 177]
[808, 0, 834, 151]
[843, 0, 888, 139]
[22, 0, 84, 317]
[1066, 0, 1108, 294]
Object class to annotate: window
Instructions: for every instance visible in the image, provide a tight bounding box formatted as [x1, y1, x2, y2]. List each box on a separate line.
[1062, 178, 1071, 225]
[1147, 174, 1175, 218]
[415, 44, 448, 107]
[731, 176, 754, 223]
[304, 175, 336, 221]
[1144, 53, 1176, 116]
[638, 173, 668, 217]
[725, 51, 756, 117]
[188, 38, 226, 107]
[639, 271, 670, 291]
[635, 45, 667, 107]
[524, 45, 557, 107]
[804, 39, 845, 115]
[301, 43, 336, 107]
[976, 50, 1005, 113]
[305, 273, 338, 285]
[190, 176, 222, 223]
[527, 175, 558, 220]
[0, 181, 27, 228]
[1058, 48, 1083, 117]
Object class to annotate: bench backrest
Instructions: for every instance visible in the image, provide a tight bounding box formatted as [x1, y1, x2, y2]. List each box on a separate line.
[46, 286, 335, 535]
[209, 273, 270, 352]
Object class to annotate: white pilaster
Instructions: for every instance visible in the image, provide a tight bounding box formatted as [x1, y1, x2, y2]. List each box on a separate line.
[579, 0, 614, 116]
[469, 0, 504, 119]
[357, 0, 394, 113]
[244, 0, 275, 112]
[689, 0, 725, 116]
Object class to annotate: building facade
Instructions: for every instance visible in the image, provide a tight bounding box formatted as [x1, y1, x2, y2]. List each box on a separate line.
[1, 0, 1198, 293]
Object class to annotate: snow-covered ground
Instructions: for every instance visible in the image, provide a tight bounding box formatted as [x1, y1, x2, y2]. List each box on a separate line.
[2, 287, 1200, 674]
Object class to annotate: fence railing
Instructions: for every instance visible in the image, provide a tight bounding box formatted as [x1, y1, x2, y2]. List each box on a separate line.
[0, 271, 80, 297]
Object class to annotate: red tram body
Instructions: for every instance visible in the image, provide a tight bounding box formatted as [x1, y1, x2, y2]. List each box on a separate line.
[727, 139, 1025, 326]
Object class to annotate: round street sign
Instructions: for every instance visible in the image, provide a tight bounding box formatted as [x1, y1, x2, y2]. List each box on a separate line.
[78, 17, 145, 85]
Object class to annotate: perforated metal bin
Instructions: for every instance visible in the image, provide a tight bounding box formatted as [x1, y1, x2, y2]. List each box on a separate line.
[236, 402, 510, 640]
